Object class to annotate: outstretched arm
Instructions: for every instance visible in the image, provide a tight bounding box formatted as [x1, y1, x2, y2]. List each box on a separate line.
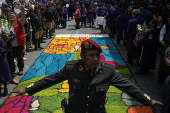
[11, 64, 68, 96]
[111, 68, 162, 108]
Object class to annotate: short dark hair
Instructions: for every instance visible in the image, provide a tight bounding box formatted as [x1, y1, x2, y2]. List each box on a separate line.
[152, 19, 158, 27]
[81, 49, 88, 57]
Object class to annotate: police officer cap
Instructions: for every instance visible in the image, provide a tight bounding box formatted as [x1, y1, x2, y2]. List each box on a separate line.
[81, 39, 102, 53]
[41, 7, 45, 10]
[34, 6, 39, 9]
[132, 9, 140, 15]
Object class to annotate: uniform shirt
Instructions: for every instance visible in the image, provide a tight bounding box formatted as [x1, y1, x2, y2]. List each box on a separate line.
[25, 60, 152, 113]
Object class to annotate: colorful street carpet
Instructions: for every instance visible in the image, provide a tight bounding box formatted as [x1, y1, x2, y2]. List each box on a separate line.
[0, 34, 153, 113]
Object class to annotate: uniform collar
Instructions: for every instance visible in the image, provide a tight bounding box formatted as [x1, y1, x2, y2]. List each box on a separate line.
[79, 59, 104, 75]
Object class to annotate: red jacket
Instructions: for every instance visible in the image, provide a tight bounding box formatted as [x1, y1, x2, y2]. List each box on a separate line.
[14, 19, 26, 45]
[75, 9, 81, 19]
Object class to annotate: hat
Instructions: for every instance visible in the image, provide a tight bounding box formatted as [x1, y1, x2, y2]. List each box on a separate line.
[81, 39, 102, 53]
[151, 5, 156, 9]
[49, 2, 53, 5]
[56, 1, 59, 5]
[154, 2, 159, 6]
[162, 6, 168, 10]
[41, 7, 45, 10]
[149, 2, 153, 5]
[47, 4, 51, 8]
[132, 9, 140, 15]
[34, 5, 39, 9]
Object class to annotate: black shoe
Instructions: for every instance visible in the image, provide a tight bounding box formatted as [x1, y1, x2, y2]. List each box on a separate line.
[3, 89, 8, 96]
[38, 47, 44, 49]
[41, 40, 46, 43]
[34, 47, 40, 50]
[126, 61, 133, 64]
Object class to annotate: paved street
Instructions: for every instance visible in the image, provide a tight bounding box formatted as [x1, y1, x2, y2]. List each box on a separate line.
[0, 19, 162, 112]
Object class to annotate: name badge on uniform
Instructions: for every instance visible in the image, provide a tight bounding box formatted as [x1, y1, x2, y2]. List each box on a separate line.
[149, 34, 153, 40]
[72, 78, 80, 83]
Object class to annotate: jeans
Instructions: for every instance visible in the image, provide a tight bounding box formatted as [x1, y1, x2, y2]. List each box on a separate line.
[88, 14, 94, 26]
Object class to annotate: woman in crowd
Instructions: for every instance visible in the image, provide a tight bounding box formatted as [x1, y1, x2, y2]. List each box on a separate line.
[96, 7, 107, 33]
[0, 36, 12, 96]
[59, 6, 68, 28]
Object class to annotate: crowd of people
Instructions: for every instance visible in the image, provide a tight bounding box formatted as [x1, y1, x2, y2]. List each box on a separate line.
[0, 0, 170, 112]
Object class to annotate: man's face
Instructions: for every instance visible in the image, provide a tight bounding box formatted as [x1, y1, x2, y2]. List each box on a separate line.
[8, 14, 16, 22]
[132, 13, 135, 18]
[149, 20, 153, 27]
[168, 18, 170, 25]
[81, 50, 100, 69]
[35, 8, 40, 13]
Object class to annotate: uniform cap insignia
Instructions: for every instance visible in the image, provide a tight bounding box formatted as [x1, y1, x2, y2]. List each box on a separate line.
[27, 83, 34, 88]
[72, 78, 80, 83]
[144, 93, 151, 100]
[85, 42, 89, 49]
[79, 65, 84, 72]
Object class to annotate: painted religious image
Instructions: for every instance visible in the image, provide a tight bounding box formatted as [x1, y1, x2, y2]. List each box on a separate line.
[0, 34, 153, 113]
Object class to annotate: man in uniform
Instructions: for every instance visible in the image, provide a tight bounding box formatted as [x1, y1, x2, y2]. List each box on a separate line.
[11, 39, 162, 113]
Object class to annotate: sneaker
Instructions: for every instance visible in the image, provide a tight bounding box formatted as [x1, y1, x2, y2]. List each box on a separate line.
[23, 57, 27, 61]
[14, 59, 17, 63]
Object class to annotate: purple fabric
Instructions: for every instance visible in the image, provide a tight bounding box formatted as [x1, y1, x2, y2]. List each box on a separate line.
[108, 7, 120, 29]
[116, 14, 127, 40]
[127, 33, 139, 57]
[0, 38, 12, 83]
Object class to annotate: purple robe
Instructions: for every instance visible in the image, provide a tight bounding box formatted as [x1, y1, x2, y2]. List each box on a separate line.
[116, 13, 127, 40]
[0, 38, 12, 84]
[126, 16, 145, 57]
[137, 27, 160, 70]
[68, 3, 75, 17]
[108, 6, 120, 29]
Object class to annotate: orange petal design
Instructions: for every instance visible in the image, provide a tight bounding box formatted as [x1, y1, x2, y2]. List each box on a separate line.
[59, 89, 69, 93]
[128, 106, 153, 113]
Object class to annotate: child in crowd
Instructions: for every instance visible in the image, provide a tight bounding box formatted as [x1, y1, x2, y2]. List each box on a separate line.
[81, 7, 87, 27]
[97, 8, 107, 33]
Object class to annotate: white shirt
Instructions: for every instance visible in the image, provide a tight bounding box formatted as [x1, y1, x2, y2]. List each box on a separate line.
[160, 24, 166, 42]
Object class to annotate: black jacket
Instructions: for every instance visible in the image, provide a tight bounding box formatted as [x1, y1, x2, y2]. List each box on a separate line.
[25, 60, 152, 113]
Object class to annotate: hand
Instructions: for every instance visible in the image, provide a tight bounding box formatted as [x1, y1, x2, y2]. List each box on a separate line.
[161, 40, 165, 45]
[104, 16, 106, 18]
[10, 88, 26, 96]
[150, 100, 163, 111]
[20, 5, 25, 12]
[133, 39, 137, 46]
